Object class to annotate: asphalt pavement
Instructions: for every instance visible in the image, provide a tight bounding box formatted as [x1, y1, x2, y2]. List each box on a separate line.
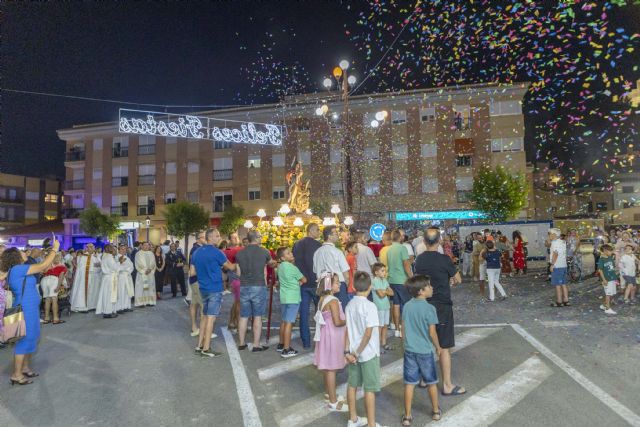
[0, 266, 638, 427]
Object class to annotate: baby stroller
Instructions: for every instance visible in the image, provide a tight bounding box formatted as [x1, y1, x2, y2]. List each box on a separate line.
[57, 281, 71, 318]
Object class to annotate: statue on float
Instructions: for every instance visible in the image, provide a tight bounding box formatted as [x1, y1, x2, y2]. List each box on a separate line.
[286, 159, 310, 214]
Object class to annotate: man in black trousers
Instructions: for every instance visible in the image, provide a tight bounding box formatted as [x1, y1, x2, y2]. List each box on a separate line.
[166, 243, 187, 297]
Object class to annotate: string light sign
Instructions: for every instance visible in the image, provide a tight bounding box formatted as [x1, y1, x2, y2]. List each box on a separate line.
[118, 108, 284, 146]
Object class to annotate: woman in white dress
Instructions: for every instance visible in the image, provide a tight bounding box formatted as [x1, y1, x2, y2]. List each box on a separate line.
[116, 244, 135, 313]
[96, 245, 119, 318]
[134, 242, 157, 307]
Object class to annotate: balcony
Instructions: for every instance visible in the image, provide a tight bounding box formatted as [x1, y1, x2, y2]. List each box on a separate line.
[0, 196, 23, 204]
[111, 206, 128, 216]
[138, 175, 155, 186]
[63, 208, 82, 219]
[65, 179, 85, 190]
[138, 205, 155, 215]
[213, 169, 233, 181]
[138, 145, 156, 155]
[113, 147, 129, 158]
[65, 151, 86, 162]
[454, 118, 472, 131]
[112, 177, 129, 187]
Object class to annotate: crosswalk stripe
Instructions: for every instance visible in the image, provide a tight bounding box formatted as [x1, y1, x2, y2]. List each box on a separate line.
[433, 356, 552, 426]
[258, 353, 315, 382]
[267, 331, 300, 346]
[275, 327, 502, 427]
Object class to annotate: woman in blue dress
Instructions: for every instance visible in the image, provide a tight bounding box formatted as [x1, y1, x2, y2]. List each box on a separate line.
[0, 238, 60, 385]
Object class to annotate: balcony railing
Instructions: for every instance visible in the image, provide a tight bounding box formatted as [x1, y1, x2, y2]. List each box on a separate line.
[138, 175, 155, 186]
[0, 196, 23, 204]
[138, 205, 155, 215]
[138, 145, 156, 155]
[63, 208, 82, 219]
[112, 147, 129, 158]
[213, 169, 233, 181]
[111, 206, 128, 216]
[112, 177, 129, 187]
[65, 179, 85, 190]
[65, 151, 86, 162]
[454, 118, 472, 131]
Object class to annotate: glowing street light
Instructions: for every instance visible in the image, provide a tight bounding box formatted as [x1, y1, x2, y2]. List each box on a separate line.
[371, 120, 379, 128]
[347, 75, 356, 85]
[323, 78, 333, 89]
[279, 203, 291, 215]
[330, 204, 341, 215]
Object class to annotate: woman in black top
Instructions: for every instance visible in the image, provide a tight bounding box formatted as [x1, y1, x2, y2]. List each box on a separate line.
[154, 246, 165, 299]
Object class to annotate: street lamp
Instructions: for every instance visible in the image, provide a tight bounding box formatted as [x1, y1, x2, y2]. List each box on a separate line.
[145, 216, 151, 242]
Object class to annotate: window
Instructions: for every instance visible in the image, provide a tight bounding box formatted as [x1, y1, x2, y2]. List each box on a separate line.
[71, 195, 84, 209]
[364, 146, 379, 161]
[392, 144, 408, 160]
[596, 202, 608, 211]
[391, 110, 407, 125]
[138, 135, 156, 155]
[248, 156, 261, 169]
[165, 192, 176, 204]
[93, 168, 102, 180]
[331, 182, 344, 197]
[45, 193, 59, 203]
[137, 195, 155, 215]
[138, 164, 155, 186]
[112, 137, 129, 158]
[297, 150, 311, 165]
[456, 155, 473, 167]
[456, 177, 474, 191]
[25, 210, 38, 219]
[296, 123, 310, 132]
[420, 107, 436, 122]
[187, 191, 199, 203]
[453, 105, 471, 130]
[622, 186, 634, 193]
[93, 139, 103, 150]
[111, 195, 128, 215]
[491, 137, 524, 152]
[214, 192, 232, 212]
[272, 186, 286, 200]
[363, 112, 376, 127]
[248, 189, 261, 200]
[364, 181, 380, 196]
[421, 143, 437, 157]
[490, 100, 522, 116]
[166, 137, 177, 144]
[166, 162, 176, 174]
[187, 161, 199, 173]
[393, 177, 408, 195]
[214, 140, 231, 149]
[330, 147, 342, 163]
[214, 157, 232, 170]
[272, 154, 285, 168]
[457, 190, 471, 203]
[25, 191, 39, 201]
[112, 165, 129, 187]
[422, 177, 438, 193]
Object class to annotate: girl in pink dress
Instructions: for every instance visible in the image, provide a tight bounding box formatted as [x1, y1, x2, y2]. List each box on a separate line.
[314, 273, 348, 412]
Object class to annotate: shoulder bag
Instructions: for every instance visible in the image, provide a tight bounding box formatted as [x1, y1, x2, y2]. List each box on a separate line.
[2, 268, 27, 343]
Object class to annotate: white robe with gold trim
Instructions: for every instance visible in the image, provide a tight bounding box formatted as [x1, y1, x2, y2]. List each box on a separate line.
[134, 250, 156, 306]
[96, 253, 118, 315]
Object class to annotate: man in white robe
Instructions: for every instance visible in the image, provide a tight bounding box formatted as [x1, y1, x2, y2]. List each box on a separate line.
[116, 244, 135, 312]
[96, 246, 119, 318]
[70, 244, 102, 312]
[135, 242, 156, 306]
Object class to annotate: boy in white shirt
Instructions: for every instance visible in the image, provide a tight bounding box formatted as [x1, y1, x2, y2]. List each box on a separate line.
[549, 228, 570, 307]
[620, 245, 638, 304]
[345, 272, 381, 427]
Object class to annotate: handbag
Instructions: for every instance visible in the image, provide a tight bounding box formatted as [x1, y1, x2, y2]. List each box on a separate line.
[2, 269, 27, 344]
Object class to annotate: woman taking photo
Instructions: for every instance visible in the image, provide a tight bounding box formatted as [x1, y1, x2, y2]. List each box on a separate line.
[0, 238, 60, 385]
[40, 253, 68, 324]
[153, 246, 165, 300]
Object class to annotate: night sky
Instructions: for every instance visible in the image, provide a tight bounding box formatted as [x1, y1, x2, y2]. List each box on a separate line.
[3, 1, 640, 184]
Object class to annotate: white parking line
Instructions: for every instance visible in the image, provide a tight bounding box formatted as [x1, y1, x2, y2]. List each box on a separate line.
[537, 320, 580, 327]
[258, 353, 315, 382]
[435, 356, 552, 426]
[275, 327, 502, 427]
[511, 324, 640, 426]
[221, 326, 262, 427]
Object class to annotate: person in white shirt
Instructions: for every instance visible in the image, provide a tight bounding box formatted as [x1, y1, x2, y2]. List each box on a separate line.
[313, 226, 350, 309]
[353, 231, 377, 277]
[549, 228, 570, 307]
[344, 272, 380, 427]
[620, 244, 638, 303]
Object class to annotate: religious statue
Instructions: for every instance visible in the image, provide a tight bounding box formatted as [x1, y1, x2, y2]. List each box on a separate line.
[286, 159, 310, 213]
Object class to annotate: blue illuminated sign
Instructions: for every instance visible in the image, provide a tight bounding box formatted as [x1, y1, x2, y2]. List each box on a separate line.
[369, 223, 386, 241]
[395, 211, 486, 221]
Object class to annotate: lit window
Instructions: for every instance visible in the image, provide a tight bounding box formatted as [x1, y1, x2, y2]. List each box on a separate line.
[45, 193, 59, 203]
[248, 156, 261, 168]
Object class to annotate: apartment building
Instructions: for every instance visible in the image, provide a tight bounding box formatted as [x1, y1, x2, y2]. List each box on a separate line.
[0, 172, 62, 230]
[58, 82, 529, 244]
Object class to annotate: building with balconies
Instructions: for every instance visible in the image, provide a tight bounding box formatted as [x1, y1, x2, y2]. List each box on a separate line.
[0, 172, 62, 231]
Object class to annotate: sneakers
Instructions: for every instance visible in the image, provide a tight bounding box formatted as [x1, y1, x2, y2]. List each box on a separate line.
[604, 308, 617, 315]
[201, 349, 222, 358]
[190, 329, 200, 337]
[599, 304, 606, 311]
[347, 417, 369, 427]
[194, 346, 202, 354]
[394, 330, 402, 338]
[183, 298, 190, 306]
[281, 348, 299, 358]
[223, 290, 232, 295]
[276, 344, 285, 352]
[389, 324, 396, 331]
[211, 333, 218, 339]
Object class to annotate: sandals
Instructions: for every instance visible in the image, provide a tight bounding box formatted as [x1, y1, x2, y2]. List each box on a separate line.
[432, 409, 442, 421]
[383, 344, 393, 351]
[22, 371, 40, 378]
[10, 377, 33, 386]
[52, 320, 66, 325]
[42, 320, 51, 324]
[323, 393, 346, 403]
[326, 400, 348, 412]
[441, 385, 466, 396]
[562, 301, 571, 307]
[549, 302, 563, 308]
[401, 414, 413, 426]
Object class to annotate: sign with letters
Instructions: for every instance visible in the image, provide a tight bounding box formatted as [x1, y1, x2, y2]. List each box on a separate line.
[118, 109, 284, 146]
[394, 210, 486, 221]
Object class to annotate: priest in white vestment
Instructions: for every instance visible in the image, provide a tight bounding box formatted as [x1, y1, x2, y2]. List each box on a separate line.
[96, 245, 119, 318]
[116, 244, 135, 312]
[70, 244, 102, 312]
[134, 242, 156, 306]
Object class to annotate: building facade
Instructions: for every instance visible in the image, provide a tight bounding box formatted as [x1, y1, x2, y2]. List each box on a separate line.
[0, 172, 62, 231]
[58, 83, 529, 244]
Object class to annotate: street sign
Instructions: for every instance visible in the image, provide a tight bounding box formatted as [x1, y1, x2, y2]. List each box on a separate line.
[369, 223, 386, 241]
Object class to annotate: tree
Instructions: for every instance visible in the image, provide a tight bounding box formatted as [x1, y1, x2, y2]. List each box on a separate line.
[79, 204, 121, 239]
[469, 166, 528, 223]
[309, 200, 329, 218]
[218, 204, 245, 237]
[163, 201, 210, 259]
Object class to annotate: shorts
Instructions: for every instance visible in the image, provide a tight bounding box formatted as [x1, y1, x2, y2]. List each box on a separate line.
[377, 309, 390, 326]
[40, 276, 60, 298]
[604, 280, 617, 296]
[479, 263, 487, 281]
[190, 282, 202, 306]
[390, 283, 410, 307]
[240, 286, 267, 318]
[551, 267, 567, 285]
[622, 275, 637, 286]
[403, 351, 438, 385]
[201, 291, 223, 316]
[433, 303, 455, 349]
[347, 356, 381, 392]
[281, 303, 300, 323]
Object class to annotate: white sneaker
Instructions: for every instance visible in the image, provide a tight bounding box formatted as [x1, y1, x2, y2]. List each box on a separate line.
[389, 324, 396, 330]
[211, 333, 218, 339]
[604, 308, 617, 315]
[347, 416, 368, 427]
[394, 330, 402, 338]
[190, 329, 200, 337]
[223, 290, 231, 295]
[599, 304, 606, 311]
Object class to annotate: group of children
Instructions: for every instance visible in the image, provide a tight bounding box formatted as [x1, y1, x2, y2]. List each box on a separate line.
[596, 243, 638, 315]
[273, 246, 443, 426]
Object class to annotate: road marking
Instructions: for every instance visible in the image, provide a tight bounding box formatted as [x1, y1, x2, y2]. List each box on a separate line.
[511, 324, 640, 426]
[221, 326, 262, 427]
[455, 323, 510, 328]
[537, 320, 580, 327]
[258, 353, 315, 382]
[434, 356, 552, 427]
[275, 327, 501, 427]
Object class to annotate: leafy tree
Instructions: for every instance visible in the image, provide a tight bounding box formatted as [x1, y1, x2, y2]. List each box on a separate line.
[218, 204, 245, 238]
[469, 166, 528, 223]
[163, 201, 210, 258]
[309, 200, 329, 218]
[79, 204, 121, 239]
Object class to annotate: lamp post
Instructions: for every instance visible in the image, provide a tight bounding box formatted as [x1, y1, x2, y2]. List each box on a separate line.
[145, 216, 151, 242]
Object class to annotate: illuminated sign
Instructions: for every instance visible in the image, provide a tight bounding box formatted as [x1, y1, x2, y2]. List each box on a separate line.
[118, 109, 284, 146]
[369, 223, 386, 241]
[395, 210, 487, 221]
[118, 221, 141, 230]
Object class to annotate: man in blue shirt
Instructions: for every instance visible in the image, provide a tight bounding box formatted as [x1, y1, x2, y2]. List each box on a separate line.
[190, 228, 236, 358]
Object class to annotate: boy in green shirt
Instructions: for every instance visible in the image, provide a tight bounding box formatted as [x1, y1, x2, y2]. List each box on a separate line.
[597, 244, 618, 315]
[372, 262, 394, 351]
[276, 247, 306, 357]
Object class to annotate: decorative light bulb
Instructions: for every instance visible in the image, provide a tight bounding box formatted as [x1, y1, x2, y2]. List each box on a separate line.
[243, 220, 254, 229]
[321, 104, 329, 114]
[375, 111, 386, 121]
[332, 112, 339, 120]
[272, 216, 284, 227]
[305, 208, 312, 215]
[344, 216, 354, 226]
[330, 204, 341, 215]
[347, 75, 356, 85]
[322, 217, 332, 226]
[279, 204, 291, 215]
[315, 107, 324, 116]
[339, 60, 350, 70]
[332, 66, 343, 79]
[293, 217, 304, 227]
[256, 209, 266, 218]
[371, 120, 379, 128]
[323, 78, 332, 89]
